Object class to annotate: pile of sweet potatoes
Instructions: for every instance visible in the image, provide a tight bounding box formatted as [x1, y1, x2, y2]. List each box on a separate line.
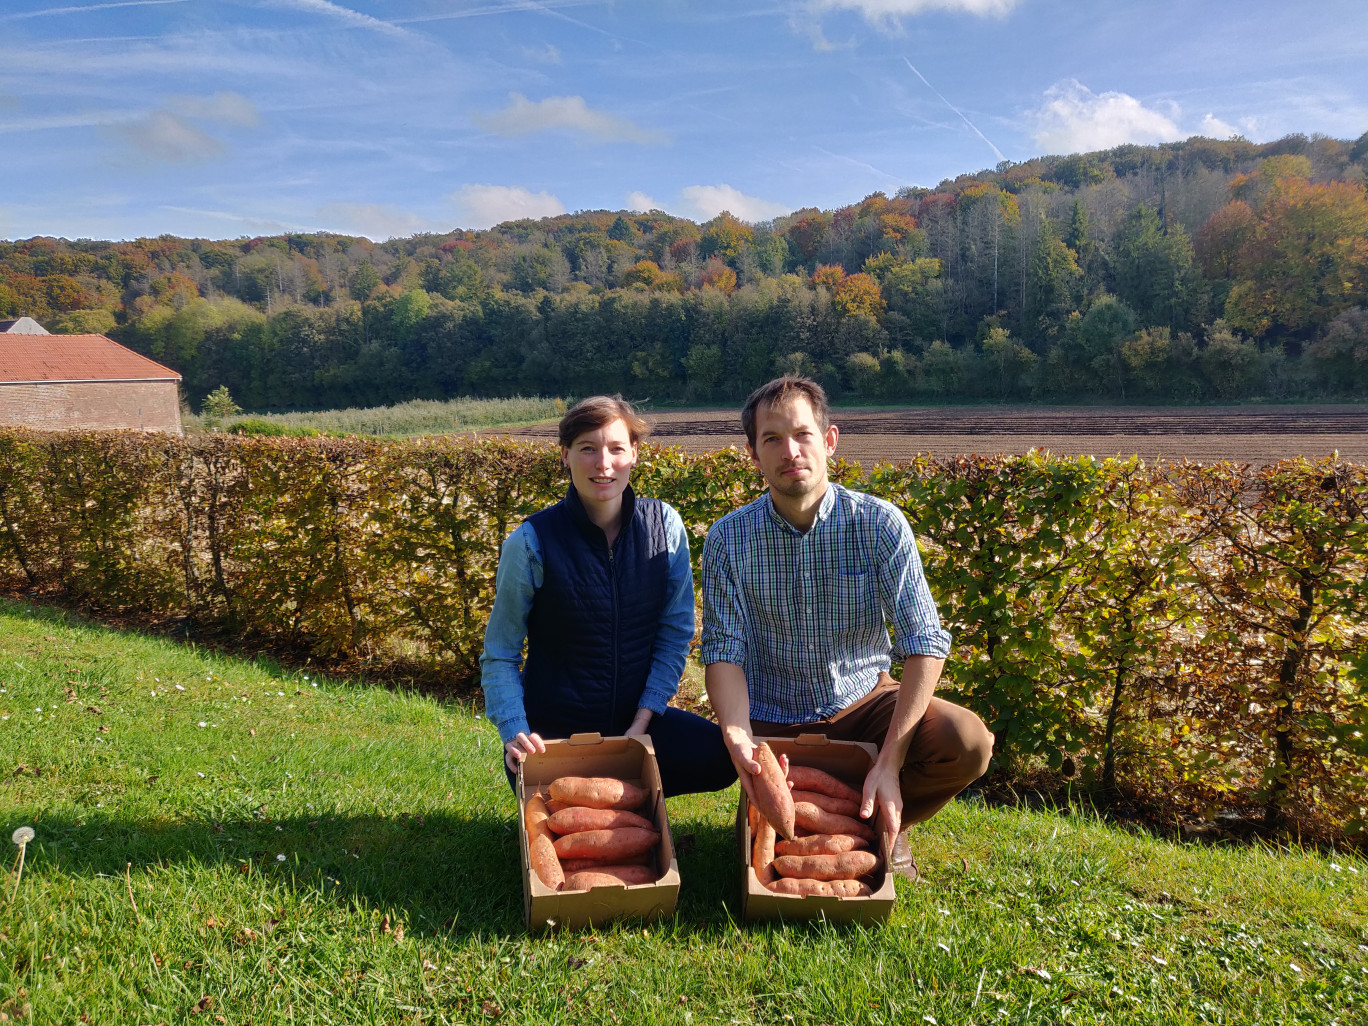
[525, 776, 662, 892]
[748, 745, 881, 897]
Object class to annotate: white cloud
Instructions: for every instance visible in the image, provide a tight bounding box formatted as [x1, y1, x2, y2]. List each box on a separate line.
[314, 203, 445, 240]
[106, 92, 260, 164]
[809, 0, 1019, 28]
[626, 191, 663, 213]
[451, 185, 566, 229]
[522, 43, 562, 65]
[1198, 113, 1241, 140]
[167, 91, 260, 127]
[474, 93, 667, 144]
[1028, 79, 1183, 154]
[264, 0, 411, 39]
[679, 185, 789, 223]
[109, 110, 226, 162]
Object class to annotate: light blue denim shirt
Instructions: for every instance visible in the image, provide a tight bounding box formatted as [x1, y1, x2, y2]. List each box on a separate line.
[479, 502, 695, 745]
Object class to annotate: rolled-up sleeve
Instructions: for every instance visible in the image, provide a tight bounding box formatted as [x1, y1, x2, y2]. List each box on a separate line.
[699, 523, 748, 667]
[478, 522, 541, 744]
[876, 506, 953, 660]
[639, 504, 695, 715]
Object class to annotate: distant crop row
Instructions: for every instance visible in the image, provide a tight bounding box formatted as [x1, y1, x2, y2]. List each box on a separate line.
[0, 430, 1363, 837]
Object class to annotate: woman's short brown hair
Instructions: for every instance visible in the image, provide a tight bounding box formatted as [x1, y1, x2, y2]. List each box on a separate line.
[557, 395, 651, 448]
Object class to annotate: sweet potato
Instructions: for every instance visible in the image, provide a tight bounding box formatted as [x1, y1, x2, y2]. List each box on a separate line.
[528, 833, 564, 890]
[767, 877, 834, 896]
[773, 851, 879, 881]
[750, 743, 795, 840]
[563, 865, 658, 890]
[793, 801, 876, 842]
[546, 799, 571, 815]
[546, 807, 655, 835]
[552, 826, 659, 861]
[747, 802, 760, 839]
[751, 816, 777, 886]
[548, 776, 648, 811]
[828, 879, 873, 897]
[524, 794, 564, 890]
[773, 833, 868, 857]
[791, 788, 860, 819]
[559, 852, 654, 871]
[786, 765, 860, 803]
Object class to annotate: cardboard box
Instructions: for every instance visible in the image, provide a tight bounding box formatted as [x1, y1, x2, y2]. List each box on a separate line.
[518, 732, 680, 931]
[737, 734, 895, 924]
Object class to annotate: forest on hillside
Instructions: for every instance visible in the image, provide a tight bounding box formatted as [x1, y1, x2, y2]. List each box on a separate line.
[3, 132, 1367, 411]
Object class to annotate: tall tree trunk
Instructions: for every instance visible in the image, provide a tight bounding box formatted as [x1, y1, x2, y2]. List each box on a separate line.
[1266, 576, 1315, 830]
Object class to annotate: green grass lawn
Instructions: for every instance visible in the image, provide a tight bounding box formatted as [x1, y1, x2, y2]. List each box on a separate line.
[1, 598, 1365, 1025]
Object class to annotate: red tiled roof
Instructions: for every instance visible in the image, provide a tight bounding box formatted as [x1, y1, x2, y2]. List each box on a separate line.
[0, 334, 181, 384]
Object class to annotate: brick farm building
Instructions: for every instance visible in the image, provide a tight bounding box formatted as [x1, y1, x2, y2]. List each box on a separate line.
[0, 319, 183, 434]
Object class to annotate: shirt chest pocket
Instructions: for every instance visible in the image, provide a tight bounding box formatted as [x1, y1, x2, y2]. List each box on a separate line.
[827, 568, 874, 633]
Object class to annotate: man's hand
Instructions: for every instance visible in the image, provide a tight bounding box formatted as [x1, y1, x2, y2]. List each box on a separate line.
[504, 731, 546, 774]
[859, 757, 903, 852]
[720, 725, 791, 808]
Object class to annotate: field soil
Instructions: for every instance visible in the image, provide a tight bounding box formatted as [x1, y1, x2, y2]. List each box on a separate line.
[499, 404, 1368, 466]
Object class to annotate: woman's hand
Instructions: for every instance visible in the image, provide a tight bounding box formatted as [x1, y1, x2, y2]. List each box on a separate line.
[504, 731, 546, 774]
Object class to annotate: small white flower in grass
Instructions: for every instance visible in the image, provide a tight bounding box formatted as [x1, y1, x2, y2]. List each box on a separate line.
[175, 684, 184, 691]
[34, 708, 41, 713]
[938, 908, 950, 915]
[1034, 968, 1051, 980]
[923, 1017, 937, 1024]
[277, 691, 285, 697]
[937, 942, 950, 952]
[277, 853, 286, 862]
[1153, 956, 1168, 966]
[197, 772, 205, 778]
[1290, 963, 1302, 973]
[1330, 863, 1342, 872]
[198, 721, 207, 728]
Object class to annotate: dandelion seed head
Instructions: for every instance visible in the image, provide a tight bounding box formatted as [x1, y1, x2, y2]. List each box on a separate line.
[12, 827, 35, 846]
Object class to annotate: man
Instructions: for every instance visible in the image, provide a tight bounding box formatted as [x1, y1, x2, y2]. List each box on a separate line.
[700, 376, 993, 859]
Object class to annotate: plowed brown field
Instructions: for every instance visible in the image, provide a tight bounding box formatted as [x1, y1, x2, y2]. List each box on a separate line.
[497, 404, 1368, 467]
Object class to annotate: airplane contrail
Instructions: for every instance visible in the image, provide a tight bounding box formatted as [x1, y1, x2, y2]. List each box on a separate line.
[1, 0, 188, 20]
[903, 56, 1008, 165]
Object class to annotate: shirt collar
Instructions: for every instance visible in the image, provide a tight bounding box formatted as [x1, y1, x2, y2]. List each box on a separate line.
[763, 482, 837, 535]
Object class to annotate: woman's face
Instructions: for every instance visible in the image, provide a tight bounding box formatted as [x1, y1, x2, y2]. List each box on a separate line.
[562, 417, 638, 507]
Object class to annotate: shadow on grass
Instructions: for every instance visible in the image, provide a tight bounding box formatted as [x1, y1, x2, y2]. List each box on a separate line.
[8, 809, 775, 938]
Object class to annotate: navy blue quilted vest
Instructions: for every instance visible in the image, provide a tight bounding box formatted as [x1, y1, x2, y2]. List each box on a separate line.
[521, 484, 670, 737]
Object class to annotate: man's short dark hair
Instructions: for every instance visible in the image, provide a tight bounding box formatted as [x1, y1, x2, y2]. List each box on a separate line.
[557, 394, 651, 448]
[740, 376, 830, 448]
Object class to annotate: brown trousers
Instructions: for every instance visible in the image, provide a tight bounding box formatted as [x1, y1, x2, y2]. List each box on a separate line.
[751, 676, 994, 827]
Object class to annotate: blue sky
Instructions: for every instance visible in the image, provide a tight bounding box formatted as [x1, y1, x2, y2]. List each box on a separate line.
[2, 0, 1366, 241]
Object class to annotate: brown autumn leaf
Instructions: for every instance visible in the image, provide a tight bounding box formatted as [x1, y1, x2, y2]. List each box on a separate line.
[189, 995, 213, 1015]
[249, 728, 256, 737]
[233, 928, 258, 945]
[393, 925, 405, 943]
[98, 725, 109, 734]
[379, 914, 391, 935]
[204, 917, 218, 928]
[85, 706, 101, 716]
[481, 1001, 501, 1017]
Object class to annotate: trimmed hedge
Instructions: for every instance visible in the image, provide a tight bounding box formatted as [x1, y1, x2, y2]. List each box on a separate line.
[0, 429, 1364, 834]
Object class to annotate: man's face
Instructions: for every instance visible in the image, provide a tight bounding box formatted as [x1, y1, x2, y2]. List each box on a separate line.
[747, 396, 837, 501]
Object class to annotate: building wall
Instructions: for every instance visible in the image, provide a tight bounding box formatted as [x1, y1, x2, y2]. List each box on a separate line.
[0, 381, 183, 434]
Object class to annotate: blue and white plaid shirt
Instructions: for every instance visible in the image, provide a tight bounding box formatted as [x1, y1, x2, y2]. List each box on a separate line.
[700, 483, 952, 724]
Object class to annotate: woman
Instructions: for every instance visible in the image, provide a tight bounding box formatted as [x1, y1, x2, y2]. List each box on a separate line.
[479, 395, 736, 797]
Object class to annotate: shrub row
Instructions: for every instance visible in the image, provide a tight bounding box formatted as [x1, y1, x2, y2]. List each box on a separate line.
[0, 430, 1364, 835]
